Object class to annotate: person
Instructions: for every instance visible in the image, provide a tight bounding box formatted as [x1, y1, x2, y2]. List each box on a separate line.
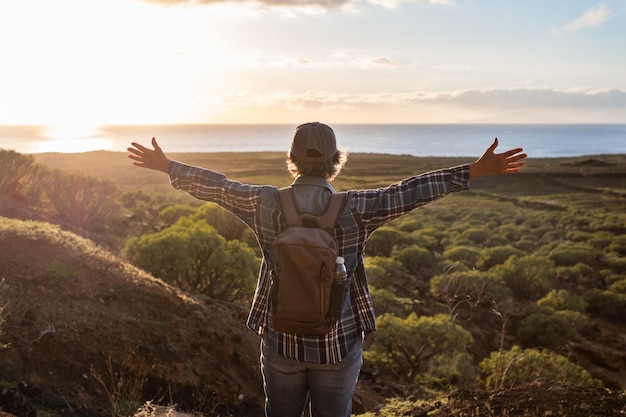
[127, 122, 526, 417]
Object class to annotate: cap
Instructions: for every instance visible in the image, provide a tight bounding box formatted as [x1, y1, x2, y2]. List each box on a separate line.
[289, 122, 338, 163]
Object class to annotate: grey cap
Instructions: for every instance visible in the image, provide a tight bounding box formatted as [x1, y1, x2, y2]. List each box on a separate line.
[289, 122, 338, 163]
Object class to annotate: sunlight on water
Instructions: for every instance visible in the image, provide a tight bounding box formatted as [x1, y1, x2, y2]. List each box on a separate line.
[35, 124, 113, 153]
[32, 138, 113, 153]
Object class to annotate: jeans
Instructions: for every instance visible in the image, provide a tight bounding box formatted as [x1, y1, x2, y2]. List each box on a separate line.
[260, 338, 363, 417]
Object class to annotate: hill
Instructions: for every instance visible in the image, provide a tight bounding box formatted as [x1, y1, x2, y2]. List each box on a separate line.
[0, 217, 266, 416]
[1, 150, 625, 416]
[1, 218, 625, 417]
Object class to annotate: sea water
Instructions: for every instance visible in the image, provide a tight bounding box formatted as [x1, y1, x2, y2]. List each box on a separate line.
[1, 124, 625, 158]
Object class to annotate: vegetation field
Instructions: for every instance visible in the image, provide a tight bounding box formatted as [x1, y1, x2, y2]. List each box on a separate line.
[1, 149, 625, 416]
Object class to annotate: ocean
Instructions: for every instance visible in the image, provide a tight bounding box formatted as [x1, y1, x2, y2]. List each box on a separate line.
[1, 124, 625, 158]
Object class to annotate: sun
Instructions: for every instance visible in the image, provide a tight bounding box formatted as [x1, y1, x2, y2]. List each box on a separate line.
[0, 0, 232, 129]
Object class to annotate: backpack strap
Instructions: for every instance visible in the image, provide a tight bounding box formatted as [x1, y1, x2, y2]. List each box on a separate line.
[278, 187, 347, 229]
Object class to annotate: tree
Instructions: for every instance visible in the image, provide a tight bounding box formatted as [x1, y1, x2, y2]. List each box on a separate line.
[124, 218, 258, 304]
[366, 313, 473, 383]
[45, 170, 119, 230]
[0, 150, 33, 194]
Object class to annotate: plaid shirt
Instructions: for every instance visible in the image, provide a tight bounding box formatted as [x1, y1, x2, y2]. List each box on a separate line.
[169, 161, 470, 364]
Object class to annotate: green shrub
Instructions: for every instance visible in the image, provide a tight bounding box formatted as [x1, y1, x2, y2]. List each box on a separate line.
[584, 289, 626, 322]
[498, 224, 524, 242]
[606, 255, 626, 274]
[443, 245, 482, 268]
[430, 269, 512, 307]
[476, 245, 524, 271]
[409, 228, 445, 253]
[549, 242, 603, 267]
[537, 289, 586, 313]
[364, 256, 407, 289]
[124, 218, 258, 303]
[365, 313, 473, 384]
[392, 245, 434, 275]
[608, 277, 626, 294]
[367, 227, 406, 257]
[492, 255, 554, 300]
[190, 203, 249, 241]
[606, 235, 626, 256]
[459, 227, 490, 245]
[555, 263, 597, 286]
[517, 306, 573, 348]
[157, 204, 196, 226]
[370, 287, 415, 317]
[480, 345, 599, 391]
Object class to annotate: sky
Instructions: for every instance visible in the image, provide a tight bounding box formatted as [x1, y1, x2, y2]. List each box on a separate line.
[1, 0, 625, 134]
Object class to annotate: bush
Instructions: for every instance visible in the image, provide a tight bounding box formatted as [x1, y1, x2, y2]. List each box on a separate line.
[476, 245, 524, 271]
[190, 203, 249, 241]
[549, 242, 603, 267]
[364, 256, 407, 289]
[459, 227, 490, 245]
[498, 224, 524, 242]
[408, 228, 445, 253]
[158, 204, 196, 226]
[517, 306, 573, 348]
[537, 289, 586, 313]
[366, 227, 406, 257]
[124, 218, 259, 303]
[392, 246, 434, 275]
[606, 235, 626, 256]
[555, 263, 598, 286]
[430, 269, 512, 308]
[584, 289, 626, 322]
[480, 345, 599, 391]
[492, 255, 554, 300]
[370, 287, 415, 317]
[443, 245, 481, 268]
[365, 313, 473, 384]
[609, 277, 626, 294]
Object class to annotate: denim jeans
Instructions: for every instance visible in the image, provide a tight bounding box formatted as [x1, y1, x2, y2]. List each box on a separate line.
[260, 338, 363, 417]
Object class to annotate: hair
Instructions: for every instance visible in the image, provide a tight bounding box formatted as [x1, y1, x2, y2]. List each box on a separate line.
[286, 148, 348, 181]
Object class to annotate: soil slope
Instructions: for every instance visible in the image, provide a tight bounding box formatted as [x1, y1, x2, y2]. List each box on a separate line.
[0, 217, 265, 416]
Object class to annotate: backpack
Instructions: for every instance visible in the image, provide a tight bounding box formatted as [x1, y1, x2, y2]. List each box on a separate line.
[271, 187, 349, 336]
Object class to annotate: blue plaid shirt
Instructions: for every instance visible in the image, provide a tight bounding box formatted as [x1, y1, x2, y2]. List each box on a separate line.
[168, 161, 470, 364]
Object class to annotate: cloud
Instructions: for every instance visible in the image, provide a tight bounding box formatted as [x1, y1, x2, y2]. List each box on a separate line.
[564, 2, 611, 31]
[364, 0, 453, 8]
[143, 0, 452, 11]
[218, 87, 626, 108]
[144, 0, 350, 7]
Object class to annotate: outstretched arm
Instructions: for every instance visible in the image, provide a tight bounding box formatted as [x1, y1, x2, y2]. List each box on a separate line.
[127, 137, 171, 174]
[469, 138, 527, 179]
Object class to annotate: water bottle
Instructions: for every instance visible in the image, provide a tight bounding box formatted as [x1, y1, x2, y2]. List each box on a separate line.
[334, 256, 348, 284]
[328, 256, 348, 319]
